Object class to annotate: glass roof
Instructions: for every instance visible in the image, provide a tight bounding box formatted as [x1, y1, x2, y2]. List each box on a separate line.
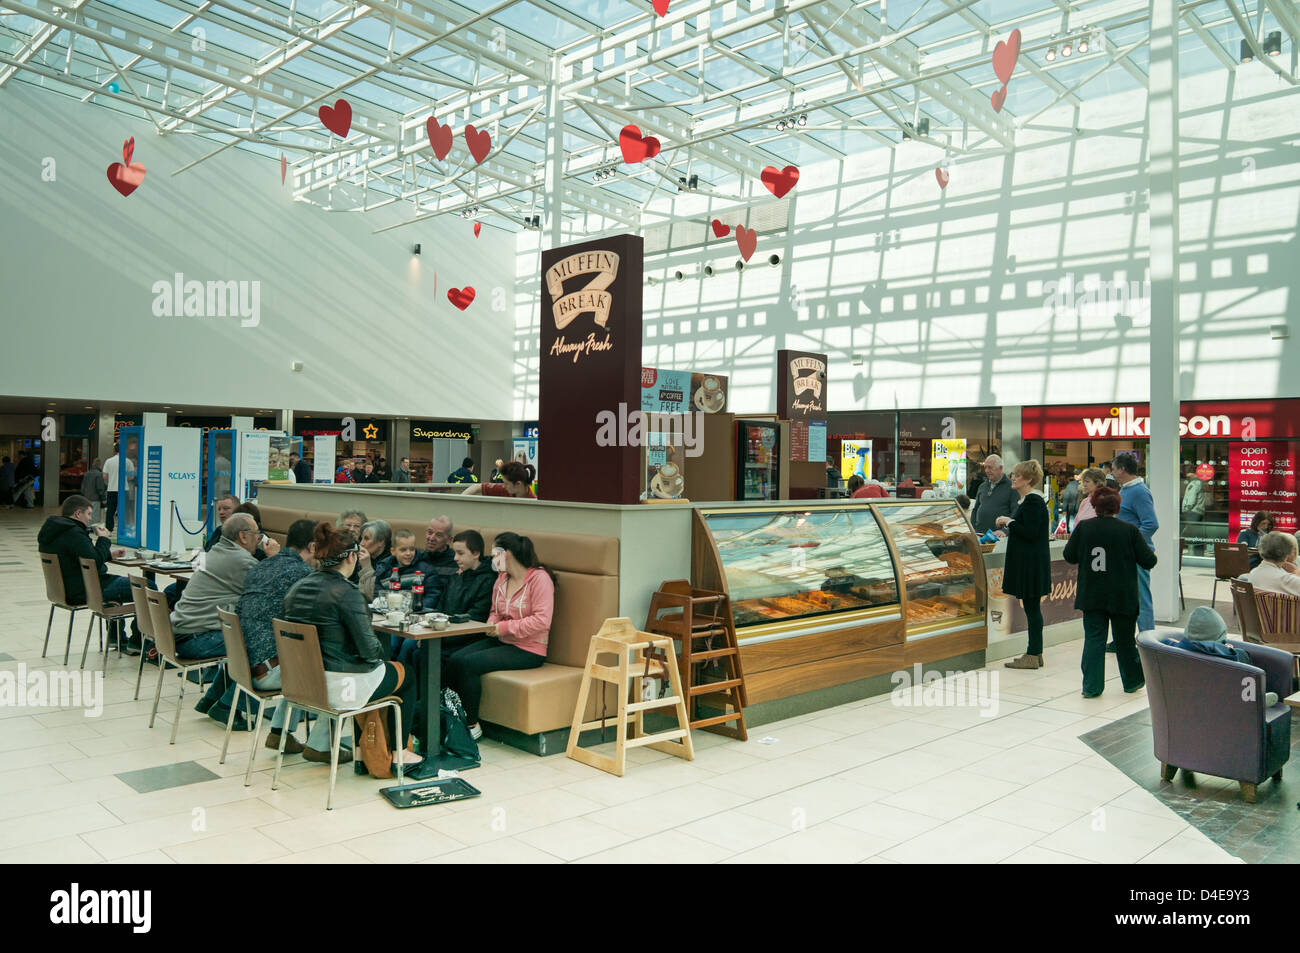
[0, 0, 1288, 231]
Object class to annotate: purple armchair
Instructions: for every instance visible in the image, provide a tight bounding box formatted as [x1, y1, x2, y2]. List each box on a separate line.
[1137, 631, 1292, 803]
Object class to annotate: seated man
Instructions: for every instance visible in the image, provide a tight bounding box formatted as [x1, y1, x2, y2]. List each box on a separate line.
[1248, 531, 1300, 598]
[233, 518, 342, 761]
[1160, 607, 1279, 706]
[38, 494, 153, 651]
[171, 513, 280, 727]
[165, 492, 241, 610]
[435, 530, 497, 660]
[421, 514, 458, 587]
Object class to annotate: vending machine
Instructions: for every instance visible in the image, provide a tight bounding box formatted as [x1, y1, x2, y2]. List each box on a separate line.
[735, 419, 782, 501]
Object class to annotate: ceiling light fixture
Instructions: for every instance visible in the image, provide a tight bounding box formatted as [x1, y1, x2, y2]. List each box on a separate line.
[1077, 35, 1090, 53]
[1263, 30, 1282, 57]
[1061, 41, 1073, 57]
[917, 118, 930, 138]
[797, 113, 807, 126]
[1045, 46, 1057, 62]
[1240, 39, 1253, 63]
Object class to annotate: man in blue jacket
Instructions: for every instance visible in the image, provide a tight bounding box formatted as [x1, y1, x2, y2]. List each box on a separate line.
[1114, 453, 1158, 635]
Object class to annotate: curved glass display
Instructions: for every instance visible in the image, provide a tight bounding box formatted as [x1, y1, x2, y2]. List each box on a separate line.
[874, 502, 983, 624]
[702, 507, 899, 628]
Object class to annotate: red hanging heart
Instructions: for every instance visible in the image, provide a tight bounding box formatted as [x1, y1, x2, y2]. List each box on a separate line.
[448, 287, 476, 310]
[473, 221, 482, 238]
[710, 219, 730, 238]
[652, 0, 670, 15]
[318, 98, 352, 137]
[990, 85, 1007, 113]
[734, 225, 757, 262]
[464, 124, 492, 164]
[280, 154, 287, 185]
[619, 124, 661, 164]
[935, 167, 950, 189]
[107, 161, 146, 197]
[760, 165, 800, 199]
[992, 29, 1021, 86]
[426, 116, 453, 161]
[122, 136, 135, 166]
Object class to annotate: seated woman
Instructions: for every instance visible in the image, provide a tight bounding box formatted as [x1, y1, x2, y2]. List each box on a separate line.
[1237, 511, 1274, 569]
[445, 532, 552, 739]
[379, 529, 439, 668]
[281, 523, 420, 772]
[1248, 531, 1300, 598]
[462, 461, 535, 499]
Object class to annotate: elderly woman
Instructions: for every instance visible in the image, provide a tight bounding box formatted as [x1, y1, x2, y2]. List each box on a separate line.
[997, 459, 1052, 670]
[1248, 531, 1300, 598]
[1237, 511, 1275, 569]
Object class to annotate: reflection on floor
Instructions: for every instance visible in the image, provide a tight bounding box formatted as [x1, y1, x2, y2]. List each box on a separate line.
[1081, 710, 1299, 864]
[0, 508, 1250, 863]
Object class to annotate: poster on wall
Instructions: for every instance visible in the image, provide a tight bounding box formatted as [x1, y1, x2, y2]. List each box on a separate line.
[313, 435, 336, 483]
[1229, 442, 1299, 539]
[645, 434, 686, 500]
[268, 436, 291, 481]
[841, 440, 872, 480]
[808, 420, 827, 464]
[931, 438, 968, 494]
[512, 438, 539, 481]
[689, 372, 728, 413]
[776, 350, 828, 420]
[242, 433, 270, 482]
[640, 368, 691, 415]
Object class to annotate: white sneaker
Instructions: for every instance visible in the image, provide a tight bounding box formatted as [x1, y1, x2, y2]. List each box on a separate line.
[469, 722, 483, 740]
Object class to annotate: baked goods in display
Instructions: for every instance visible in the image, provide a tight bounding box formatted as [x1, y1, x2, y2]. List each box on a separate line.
[907, 597, 960, 622]
[912, 522, 949, 538]
[938, 552, 973, 573]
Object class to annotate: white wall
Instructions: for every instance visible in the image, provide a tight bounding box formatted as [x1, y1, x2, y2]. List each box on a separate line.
[512, 65, 1299, 418]
[0, 85, 516, 420]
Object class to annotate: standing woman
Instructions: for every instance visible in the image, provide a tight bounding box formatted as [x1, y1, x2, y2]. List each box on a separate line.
[1073, 468, 1106, 526]
[281, 523, 419, 774]
[1063, 486, 1156, 697]
[997, 459, 1052, 670]
[445, 532, 552, 739]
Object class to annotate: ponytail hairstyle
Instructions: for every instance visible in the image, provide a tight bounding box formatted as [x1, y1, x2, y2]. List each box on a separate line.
[493, 531, 555, 583]
[314, 521, 359, 570]
[500, 461, 536, 486]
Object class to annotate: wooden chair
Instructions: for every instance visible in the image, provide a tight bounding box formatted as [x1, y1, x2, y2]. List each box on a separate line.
[39, 553, 83, 665]
[216, 609, 283, 786]
[128, 576, 156, 700]
[77, 558, 135, 671]
[1231, 579, 1265, 643]
[270, 620, 404, 810]
[567, 617, 694, 778]
[1251, 589, 1300, 682]
[144, 589, 226, 744]
[1211, 543, 1251, 614]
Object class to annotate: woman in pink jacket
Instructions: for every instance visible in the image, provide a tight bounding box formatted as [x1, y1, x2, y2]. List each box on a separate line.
[445, 532, 553, 739]
[1072, 468, 1106, 526]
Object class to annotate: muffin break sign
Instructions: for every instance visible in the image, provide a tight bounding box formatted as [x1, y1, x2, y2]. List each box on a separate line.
[539, 234, 644, 505]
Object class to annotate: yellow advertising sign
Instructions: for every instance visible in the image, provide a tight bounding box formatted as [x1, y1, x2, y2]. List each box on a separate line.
[931, 438, 967, 492]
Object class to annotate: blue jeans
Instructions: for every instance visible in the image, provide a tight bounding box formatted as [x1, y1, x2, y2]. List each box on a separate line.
[101, 575, 152, 639]
[176, 630, 254, 714]
[1137, 565, 1154, 633]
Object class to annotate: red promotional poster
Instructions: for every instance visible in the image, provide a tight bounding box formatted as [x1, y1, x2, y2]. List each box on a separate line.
[1228, 442, 1300, 539]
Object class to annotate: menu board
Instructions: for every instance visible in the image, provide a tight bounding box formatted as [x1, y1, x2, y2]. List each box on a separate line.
[808, 420, 827, 464]
[790, 421, 809, 462]
[1229, 442, 1299, 537]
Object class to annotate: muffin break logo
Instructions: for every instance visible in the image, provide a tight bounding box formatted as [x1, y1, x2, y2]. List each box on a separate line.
[546, 250, 619, 364]
[789, 355, 825, 414]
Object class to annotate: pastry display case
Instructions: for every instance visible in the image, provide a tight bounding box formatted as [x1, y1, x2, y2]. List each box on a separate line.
[873, 502, 987, 629]
[700, 506, 899, 629]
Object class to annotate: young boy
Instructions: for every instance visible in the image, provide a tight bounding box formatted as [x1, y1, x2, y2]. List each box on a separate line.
[435, 530, 498, 660]
[378, 530, 438, 665]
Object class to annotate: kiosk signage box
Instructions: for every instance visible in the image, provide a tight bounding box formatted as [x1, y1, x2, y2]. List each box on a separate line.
[777, 350, 828, 420]
[539, 234, 643, 504]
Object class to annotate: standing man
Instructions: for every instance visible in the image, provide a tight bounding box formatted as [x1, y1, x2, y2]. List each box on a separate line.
[1114, 452, 1158, 636]
[102, 446, 121, 531]
[13, 451, 38, 508]
[290, 452, 311, 485]
[395, 457, 412, 483]
[1101, 461, 1119, 488]
[446, 457, 478, 484]
[1180, 464, 1206, 555]
[80, 458, 107, 524]
[970, 454, 1018, 535]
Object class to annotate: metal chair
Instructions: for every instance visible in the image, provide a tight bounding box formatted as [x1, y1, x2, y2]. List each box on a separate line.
[39, 553, 83, 664]
[216, 608, 283, 786]
[1210, 543, 1251, 614]
[77, 558, 135, 671]
[128, 576, 156, 700]
[270, 619, 404, 810]
[144, 589, 225, 744]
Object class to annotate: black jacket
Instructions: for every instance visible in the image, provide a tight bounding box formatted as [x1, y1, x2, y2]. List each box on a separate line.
[292, 460, 311, 484]
[1063, 515, 1157, 617]
[421, 546, 459, 587]
[1001, 492, 1051, 599]
[38, 516, 111, 605]
[446, 466, 478, 484]
[282, 569, 387, 674]
[434, 558, 496, 621]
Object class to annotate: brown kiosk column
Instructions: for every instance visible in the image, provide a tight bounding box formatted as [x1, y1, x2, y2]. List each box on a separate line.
[539, 234, 644, 505]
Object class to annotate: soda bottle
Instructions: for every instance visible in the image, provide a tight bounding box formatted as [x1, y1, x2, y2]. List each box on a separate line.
[412, 571, 424, 613]
[388, 572, 401, 610]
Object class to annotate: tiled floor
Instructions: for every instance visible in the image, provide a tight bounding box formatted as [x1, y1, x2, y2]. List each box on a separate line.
[0, 509, 1248, 863]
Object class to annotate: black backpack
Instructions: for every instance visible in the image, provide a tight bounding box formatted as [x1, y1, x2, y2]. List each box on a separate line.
[439, 688, 480, 767]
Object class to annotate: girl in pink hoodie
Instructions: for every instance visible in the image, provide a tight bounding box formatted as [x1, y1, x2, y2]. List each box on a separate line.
[445, 532, 553, 737]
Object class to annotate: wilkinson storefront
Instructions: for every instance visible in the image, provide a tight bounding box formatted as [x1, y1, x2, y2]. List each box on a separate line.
[1022, 399, 1300, 546]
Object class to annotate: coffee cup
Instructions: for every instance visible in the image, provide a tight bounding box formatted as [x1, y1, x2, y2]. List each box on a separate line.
[385, 610, 404, 626]
[432, 619, 449, 631]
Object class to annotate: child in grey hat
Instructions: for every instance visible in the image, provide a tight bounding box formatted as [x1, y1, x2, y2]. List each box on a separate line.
[1162, 607, 1279, 706]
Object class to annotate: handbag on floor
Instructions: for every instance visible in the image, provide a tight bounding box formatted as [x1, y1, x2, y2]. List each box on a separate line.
[353, 710, 394, 779]
[440, 688, 480, 765]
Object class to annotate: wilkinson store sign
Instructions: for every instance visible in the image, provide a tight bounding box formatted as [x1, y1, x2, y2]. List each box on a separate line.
[1022, 401, 1300, 442]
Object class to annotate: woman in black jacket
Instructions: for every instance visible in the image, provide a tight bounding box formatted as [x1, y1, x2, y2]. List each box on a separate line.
[281, 523, 418, 773]
[1063, 486, 1157, 697]
[997, 459, 1052, 670]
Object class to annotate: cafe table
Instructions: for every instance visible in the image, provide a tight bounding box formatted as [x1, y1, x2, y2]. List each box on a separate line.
[370, 616, 493, 782]
[106, 555, 195, 582]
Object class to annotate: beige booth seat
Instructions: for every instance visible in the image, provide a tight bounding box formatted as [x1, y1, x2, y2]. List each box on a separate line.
[256, 505, 617, 746]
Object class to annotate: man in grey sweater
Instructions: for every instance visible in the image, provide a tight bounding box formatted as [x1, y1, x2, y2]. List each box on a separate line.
[970, 454, 1018, 535]
[172, 513, 281, 728]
